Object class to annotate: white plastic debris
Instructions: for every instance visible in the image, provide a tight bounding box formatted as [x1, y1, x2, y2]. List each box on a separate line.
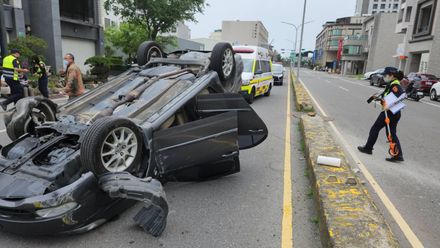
[317, 156, 341, 168]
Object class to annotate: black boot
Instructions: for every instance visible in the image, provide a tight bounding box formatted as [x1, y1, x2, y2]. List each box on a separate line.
[385, 157, 404, 163]
[357, 146, 373, 155]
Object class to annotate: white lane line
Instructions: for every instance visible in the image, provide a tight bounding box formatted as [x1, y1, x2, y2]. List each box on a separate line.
[298, 75, 424, 248]
[0, 129, 5, 133]
[324, 80, 332, 84]
[338, 86, 349, 92]
[421, 100, 440, 109]
[335, 77, 379, 91]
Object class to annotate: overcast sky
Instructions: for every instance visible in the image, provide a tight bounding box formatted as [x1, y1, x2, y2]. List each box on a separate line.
[187, 0, 357, 55]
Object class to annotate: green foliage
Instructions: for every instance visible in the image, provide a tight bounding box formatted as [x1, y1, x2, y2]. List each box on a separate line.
[105, 22, 149, 61]
[7, 36, 47, 61]
[104, 0, 206, 40]
[105, 22, 176, 61]
[85, 56, 125, 81]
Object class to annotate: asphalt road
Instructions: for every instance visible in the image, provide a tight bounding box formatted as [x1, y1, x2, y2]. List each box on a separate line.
[300, 69, 440, 248]
[0, 75, 320, 248]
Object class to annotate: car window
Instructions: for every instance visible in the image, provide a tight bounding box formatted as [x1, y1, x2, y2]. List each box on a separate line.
[272, 64, 283, 73]
[261, 61, 270, 73]
[421, 74, 437, 80]
[242, 59, 254, 73]
[255, 60, 262, 73]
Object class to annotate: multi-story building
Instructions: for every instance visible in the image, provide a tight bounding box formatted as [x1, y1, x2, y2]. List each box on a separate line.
[315, 16, 365, 73]
[394, 0, 440, 75]
[356, 0, 401, 15]
[221, 20, 269, 48]
[363, 13, 403, 72]
[1, 0, 104, 72]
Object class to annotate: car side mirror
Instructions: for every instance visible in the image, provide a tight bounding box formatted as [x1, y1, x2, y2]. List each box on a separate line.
[255, 70, 263, 75]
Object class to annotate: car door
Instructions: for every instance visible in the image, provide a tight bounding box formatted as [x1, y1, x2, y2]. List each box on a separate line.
[152, 111, 240, 181]
[196, 93, 268, 150]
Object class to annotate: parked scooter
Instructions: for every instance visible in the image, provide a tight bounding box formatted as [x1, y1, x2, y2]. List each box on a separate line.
[405, 81, 424, 101]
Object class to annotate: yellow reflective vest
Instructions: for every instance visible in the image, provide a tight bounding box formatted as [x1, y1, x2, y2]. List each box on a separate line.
[2, 55, 19, 80]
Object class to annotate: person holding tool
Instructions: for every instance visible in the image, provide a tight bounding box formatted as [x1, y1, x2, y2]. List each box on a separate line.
[358, 67, 405, 163]
[0, 48, 29, 111]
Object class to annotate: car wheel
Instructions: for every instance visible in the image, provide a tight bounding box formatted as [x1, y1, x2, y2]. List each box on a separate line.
[80, 117, 143, 176]
[264, 84, 272, 97]
[430, 89, 438, 101]
[210, 42, 236, 82]
[246, 88, 255, 104]
[136, 41, 165, 66]
[6, 99, 57, 140]
[370, 79, 374, 86]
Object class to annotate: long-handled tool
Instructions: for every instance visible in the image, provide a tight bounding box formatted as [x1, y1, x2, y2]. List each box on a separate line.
[383, 108, 399, 157]
[367, 92, 405, 157]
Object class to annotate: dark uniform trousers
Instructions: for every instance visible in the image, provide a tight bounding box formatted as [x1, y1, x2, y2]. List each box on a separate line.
[365, 110, 403, 158]
[4, 78, 24, 105]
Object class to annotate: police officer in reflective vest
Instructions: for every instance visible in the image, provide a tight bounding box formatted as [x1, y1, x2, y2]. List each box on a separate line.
[32, 55, 49, 98]
[1, 49, 29, 111]
[358, 67, 405, 162]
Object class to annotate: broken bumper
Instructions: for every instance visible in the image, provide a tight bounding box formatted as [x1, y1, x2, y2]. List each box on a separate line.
[0, 172, 106, 235]
[0, 172, 168, 236]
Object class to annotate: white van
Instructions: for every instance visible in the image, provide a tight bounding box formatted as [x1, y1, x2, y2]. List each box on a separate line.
[233, 46, 273, 103]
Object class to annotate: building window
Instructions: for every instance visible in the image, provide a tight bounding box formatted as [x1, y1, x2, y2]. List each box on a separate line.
[329, 40, 339, 47]
[405, 6, 413, 22]
[331, 29, 342, 36]
[380, 4, 386, 9]
[413, 0, 436, 38]
[59, 0, 95, 23]
[398, 8, 404, 22]
[373, 4, 378, 9]
[343, 45, 361, 55]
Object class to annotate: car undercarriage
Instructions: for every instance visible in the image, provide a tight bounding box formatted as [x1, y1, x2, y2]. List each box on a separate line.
[0, 42, 268, 236]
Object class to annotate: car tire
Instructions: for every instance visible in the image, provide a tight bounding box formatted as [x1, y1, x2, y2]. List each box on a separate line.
[210, 42, 236, 82]
[6, 99, 57, 140]
[136, 41, 165, 66]
[430, 89, 438, 101]
[246, 87, 255, 104]
[80, 117, 143, 176]
[370, 79, 374, 86]
[264, 84, 272, 97]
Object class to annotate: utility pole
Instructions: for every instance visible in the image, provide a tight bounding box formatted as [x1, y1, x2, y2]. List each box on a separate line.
[0, 3, 7, 58]
[297, 0, 308, 81]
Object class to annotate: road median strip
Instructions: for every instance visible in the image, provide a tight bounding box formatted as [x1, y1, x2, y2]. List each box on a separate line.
[290, 72, 314, 112]
[291, 71, 399, 247]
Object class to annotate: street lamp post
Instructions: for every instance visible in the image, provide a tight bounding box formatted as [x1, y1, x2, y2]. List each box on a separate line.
[281, 11, 311, 81]
[298, 0, 308, 81]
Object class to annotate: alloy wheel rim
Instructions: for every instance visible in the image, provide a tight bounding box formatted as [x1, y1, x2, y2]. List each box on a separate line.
[222, 48, 234, 77]
[100, 127, 138, 172]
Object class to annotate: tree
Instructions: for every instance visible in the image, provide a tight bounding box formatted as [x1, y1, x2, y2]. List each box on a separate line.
[105, 22, 149, 62]
[105, 22, 176, 62]
[7, 35, 47, 61]
[104, 0, 205, 41]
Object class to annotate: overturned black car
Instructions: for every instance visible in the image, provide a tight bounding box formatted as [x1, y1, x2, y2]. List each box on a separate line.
[0, 42, 268, 236]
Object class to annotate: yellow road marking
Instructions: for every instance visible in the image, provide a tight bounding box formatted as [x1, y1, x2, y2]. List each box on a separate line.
[281, 71, 293, 248]
[297, 75, 424, 248]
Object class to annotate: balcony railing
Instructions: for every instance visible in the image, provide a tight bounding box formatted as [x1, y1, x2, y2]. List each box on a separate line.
[344, 35, 368, 41]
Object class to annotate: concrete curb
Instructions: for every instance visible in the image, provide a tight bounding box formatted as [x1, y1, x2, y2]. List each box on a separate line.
[291, 72, 399, 247]
[290, 72, 314, 112]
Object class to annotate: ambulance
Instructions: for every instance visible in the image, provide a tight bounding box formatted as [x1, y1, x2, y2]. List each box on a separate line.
[233, 45, 273, 104]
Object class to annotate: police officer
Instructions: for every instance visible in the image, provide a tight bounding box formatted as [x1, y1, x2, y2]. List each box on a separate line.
[358, 67, 405, 162]
[0, 49, 29, 111]
[31, 55, 49, 98]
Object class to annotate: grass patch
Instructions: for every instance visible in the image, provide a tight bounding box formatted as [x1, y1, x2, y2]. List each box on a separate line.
[304, 169, 310, 177]
[306, 187, 313, 198]
[310, 216, 319, 225]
